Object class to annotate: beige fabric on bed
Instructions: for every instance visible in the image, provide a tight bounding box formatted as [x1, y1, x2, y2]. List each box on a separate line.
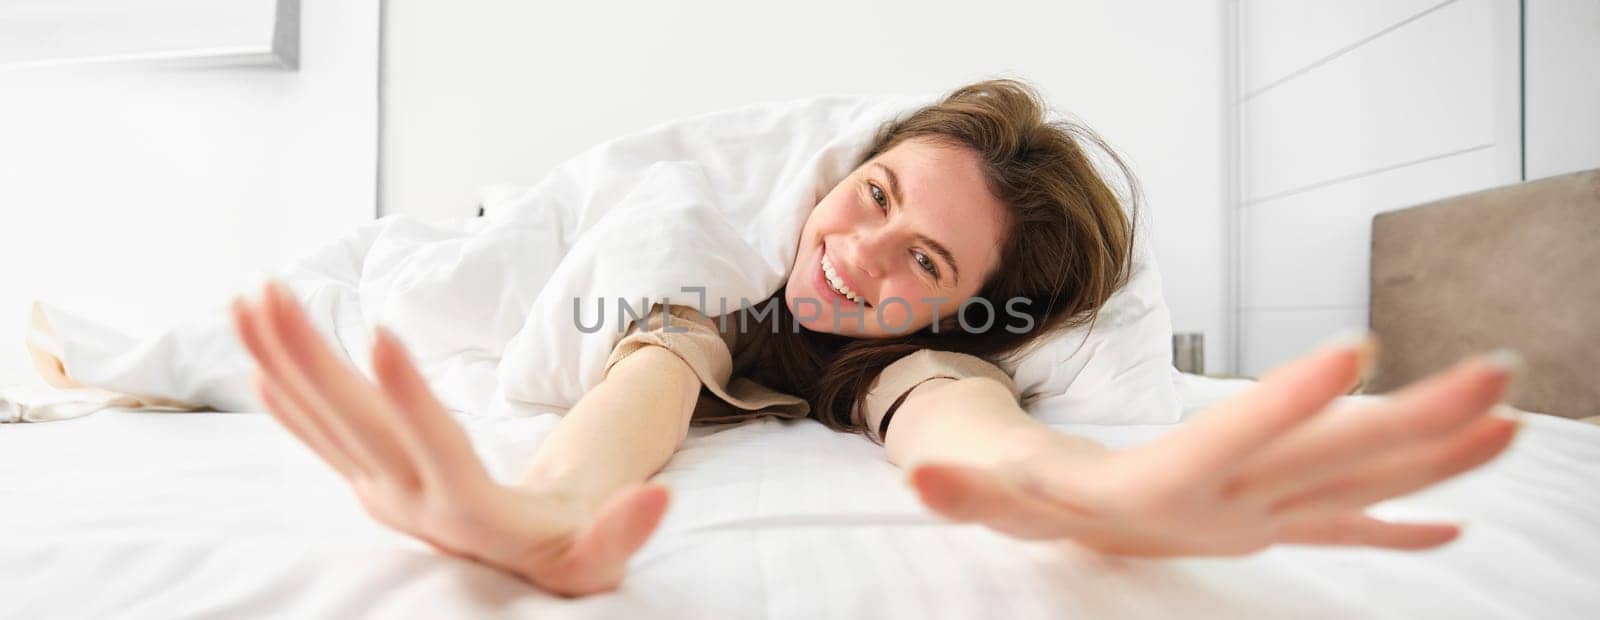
[25, 301, 203, 411]
[602, 304, 1020, 437]
[5, 302, 206, 422]
[1369, 168, 1600, 420]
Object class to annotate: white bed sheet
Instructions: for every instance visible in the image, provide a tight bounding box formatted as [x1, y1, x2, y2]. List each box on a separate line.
[1, 374, 1597, 618]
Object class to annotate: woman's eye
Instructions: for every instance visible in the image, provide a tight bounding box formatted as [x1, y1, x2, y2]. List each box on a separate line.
[915, 251, 939, 277]
[868, 183, 887, 210]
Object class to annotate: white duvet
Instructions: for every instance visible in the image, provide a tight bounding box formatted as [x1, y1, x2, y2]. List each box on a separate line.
[0, 375, 1595, 618]
[8, 92, 1178, 427]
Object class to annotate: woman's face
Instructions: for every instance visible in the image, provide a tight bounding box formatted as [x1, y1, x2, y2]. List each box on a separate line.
[784, 137, 1009, 337]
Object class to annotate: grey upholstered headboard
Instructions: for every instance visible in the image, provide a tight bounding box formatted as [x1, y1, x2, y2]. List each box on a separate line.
[1369, 169, 1600, 420]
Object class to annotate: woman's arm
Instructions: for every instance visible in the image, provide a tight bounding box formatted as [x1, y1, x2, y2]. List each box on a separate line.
[882, 337, 1522, 554]
[872, 376, 1108, 472]
[230, 280, 699, 596]
[517, 344, 701, 513]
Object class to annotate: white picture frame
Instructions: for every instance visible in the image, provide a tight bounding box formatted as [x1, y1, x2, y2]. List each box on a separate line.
[0, 0, 298, 71]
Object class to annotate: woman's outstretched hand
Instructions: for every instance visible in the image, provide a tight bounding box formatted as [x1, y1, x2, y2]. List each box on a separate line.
[229, 279, 669, 596]
[907, 335, 1523, 556]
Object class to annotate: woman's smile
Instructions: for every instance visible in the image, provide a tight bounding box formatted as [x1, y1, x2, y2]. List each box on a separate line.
[817, 241, 871, 308]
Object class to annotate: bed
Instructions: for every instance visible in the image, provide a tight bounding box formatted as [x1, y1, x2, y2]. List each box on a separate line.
[6, 165, 1599, 617]
[1, 371, 1596, 618]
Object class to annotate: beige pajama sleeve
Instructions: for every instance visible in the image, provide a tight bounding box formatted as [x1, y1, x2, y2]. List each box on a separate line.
[603, 304, 1021, 435]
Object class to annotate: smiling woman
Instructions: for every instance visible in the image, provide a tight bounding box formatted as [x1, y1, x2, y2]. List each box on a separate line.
[759, 79, 1140, 438]
[14, 76, 1527, 601]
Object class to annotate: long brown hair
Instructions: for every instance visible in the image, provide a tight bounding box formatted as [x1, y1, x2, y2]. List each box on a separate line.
[746, 78, 1139, 442]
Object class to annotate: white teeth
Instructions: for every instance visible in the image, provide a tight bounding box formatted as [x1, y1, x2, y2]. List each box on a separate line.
[821, 254, 863, 304]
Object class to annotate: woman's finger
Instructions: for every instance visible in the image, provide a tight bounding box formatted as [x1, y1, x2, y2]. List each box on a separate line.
[252, 370, 360, 477]
[257, 281, 421, 486]
[1274, 512, 1461, 550]
[1225, 352, 1516, 505]
[232, 296, 371, 475]
[1141, 333, 1374, 479]
[370, 325, 488, 486]
[1270, 414, 1520, 521]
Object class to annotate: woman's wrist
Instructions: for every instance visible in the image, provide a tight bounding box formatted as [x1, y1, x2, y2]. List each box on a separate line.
[997, 421, 1112, 475]
[513, 466, 615, 516]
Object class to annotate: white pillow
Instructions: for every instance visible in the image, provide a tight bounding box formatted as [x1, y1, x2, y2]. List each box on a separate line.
[999, 235, 1182, 425]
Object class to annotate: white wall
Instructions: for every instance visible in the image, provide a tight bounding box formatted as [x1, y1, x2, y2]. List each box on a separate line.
[1233, 0, 1523, 376]
[0, 0, 378, 386]
[382, 0, 1232, 371]
[1525, 0, 1600, 180]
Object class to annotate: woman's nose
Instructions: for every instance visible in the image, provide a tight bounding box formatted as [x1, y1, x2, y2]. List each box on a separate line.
[844, 229, 895, 279]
